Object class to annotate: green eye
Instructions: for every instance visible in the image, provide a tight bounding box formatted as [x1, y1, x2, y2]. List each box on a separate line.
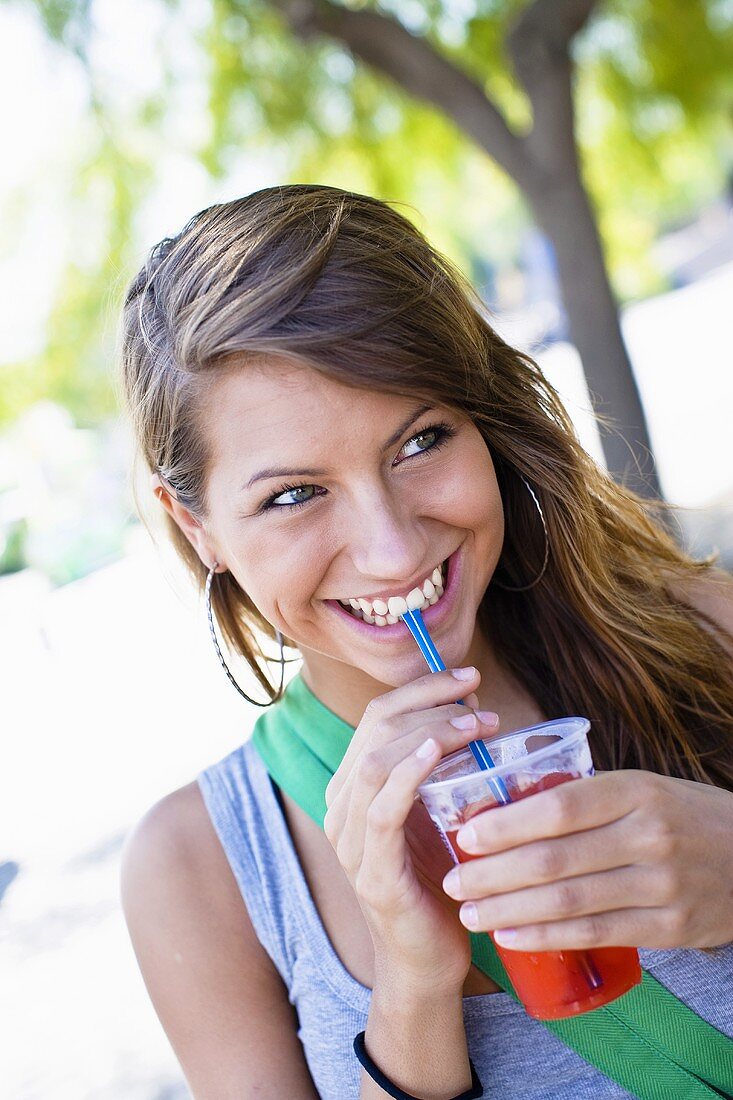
[395, 422, 455, 465]
[272, 484, 317, 507]
[411, 426, 433, 448]
[257, 421, 455, 517]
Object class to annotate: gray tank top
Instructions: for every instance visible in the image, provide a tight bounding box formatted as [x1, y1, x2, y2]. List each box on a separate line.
[197, 739, 733, 1099]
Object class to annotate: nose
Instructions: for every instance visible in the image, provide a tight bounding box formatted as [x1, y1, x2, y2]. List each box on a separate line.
[346, 489, 429, 585]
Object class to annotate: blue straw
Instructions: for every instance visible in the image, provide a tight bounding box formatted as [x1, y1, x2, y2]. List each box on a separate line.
[401, 608, 512, 805]
[402, 607, 604, 993]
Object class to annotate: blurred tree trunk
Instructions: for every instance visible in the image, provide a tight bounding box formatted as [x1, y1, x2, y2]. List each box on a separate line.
[271, 0, 665, 502]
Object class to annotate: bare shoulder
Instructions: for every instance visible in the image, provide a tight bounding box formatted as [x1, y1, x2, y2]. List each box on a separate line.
[120, 781, 319, 1099]
[665, 564, 733, 659]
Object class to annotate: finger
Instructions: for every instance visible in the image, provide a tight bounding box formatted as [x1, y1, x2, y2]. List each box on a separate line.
[369, 666, 482, 719]
[336, 667, 483, 777]
[329, 703, 498, 823]
[444, 818, 630, 898]
[333, 713, 497, 871]
[369, 704, 499, 748]
[487, 905, 679, 951]
[455, 771, 639, 856]
[354, 738, 443, 908]
[455, 865, 655, 933]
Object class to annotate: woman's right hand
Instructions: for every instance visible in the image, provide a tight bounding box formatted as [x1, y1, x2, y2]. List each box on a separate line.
[323, 667, 499, 994]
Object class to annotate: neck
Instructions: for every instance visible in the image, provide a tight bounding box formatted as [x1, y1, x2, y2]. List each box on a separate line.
[298, 623, 510, 729]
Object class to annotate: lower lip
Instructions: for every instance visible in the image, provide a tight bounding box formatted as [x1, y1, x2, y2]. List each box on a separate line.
[325, 546, 464, 642]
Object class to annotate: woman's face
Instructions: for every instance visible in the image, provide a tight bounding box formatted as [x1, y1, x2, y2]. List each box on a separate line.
[173, 357, 505, 692]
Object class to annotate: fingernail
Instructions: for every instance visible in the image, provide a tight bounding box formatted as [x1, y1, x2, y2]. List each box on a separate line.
[450, 713, 477, 730]
[443, 868, 460, 896]
[415, 737, 438, 759]
[456, 824, 476, 851]
[493, 928, 517, 945]
[460, 903, 478, 928]
[452, 666, 477, 681]
[476, 710, 499, 727]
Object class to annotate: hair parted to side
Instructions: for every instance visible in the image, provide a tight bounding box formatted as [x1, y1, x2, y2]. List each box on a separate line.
[117, 183, 733, 788]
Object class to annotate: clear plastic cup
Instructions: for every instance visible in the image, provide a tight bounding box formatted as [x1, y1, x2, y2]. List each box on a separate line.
[417, 718, 641, 1019]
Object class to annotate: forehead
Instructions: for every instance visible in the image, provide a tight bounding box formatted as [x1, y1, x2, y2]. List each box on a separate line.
[203, 357, 424, 476]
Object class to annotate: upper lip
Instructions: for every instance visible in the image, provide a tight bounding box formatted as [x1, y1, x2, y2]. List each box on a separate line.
[334, 558, 447, 603]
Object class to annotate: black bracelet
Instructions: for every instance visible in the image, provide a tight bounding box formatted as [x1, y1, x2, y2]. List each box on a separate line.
[353, 1031, 484, 1100]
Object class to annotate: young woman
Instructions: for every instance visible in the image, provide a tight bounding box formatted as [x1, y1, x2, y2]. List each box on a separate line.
[119, 185, 733, 1100]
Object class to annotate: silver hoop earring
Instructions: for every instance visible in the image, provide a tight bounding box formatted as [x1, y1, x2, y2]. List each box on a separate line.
[205, 562, 286, 707]
[494, 475, 550, 592]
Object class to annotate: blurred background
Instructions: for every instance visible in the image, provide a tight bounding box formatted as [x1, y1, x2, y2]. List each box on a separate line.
[2, 0, 732, 1095]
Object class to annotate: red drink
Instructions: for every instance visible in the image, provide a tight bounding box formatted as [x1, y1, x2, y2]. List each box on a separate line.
[445, 772, 641, 1019]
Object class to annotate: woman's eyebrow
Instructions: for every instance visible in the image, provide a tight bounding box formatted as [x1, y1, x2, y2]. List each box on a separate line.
[242, 403, 435, 490]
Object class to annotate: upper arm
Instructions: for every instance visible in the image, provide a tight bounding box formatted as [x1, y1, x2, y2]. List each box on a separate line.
[120, 782, 320, 1100]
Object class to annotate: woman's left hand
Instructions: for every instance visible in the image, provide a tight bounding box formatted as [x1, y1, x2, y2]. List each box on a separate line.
[441, 770, 733, 951]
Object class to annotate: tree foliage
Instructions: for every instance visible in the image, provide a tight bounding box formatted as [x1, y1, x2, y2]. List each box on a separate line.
[2, 0, 731, 427]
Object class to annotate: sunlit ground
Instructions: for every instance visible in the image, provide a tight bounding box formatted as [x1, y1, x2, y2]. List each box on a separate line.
[2, 530, 257, 1099]
[3, 262, 733, 1099]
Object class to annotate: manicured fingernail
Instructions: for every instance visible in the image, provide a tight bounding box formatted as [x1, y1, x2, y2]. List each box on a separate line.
[415, 737, 438, 759]
[460, 903, 478, 928]
[476, 711, 499, 727]
[443, 868, 460, 896]
[456, 824, 476, 850]
[493, 928, 517, 945]
[452, 666, 477, 681]
[450, 713, 477, 730]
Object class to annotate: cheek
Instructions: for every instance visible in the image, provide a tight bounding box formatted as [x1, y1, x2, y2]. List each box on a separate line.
[426, 443, 503, 536]
[480, 478, 504, 543]
[226, 525, 330, 623]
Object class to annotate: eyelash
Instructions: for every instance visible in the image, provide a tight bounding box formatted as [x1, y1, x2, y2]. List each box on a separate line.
[257, 421, 456, 515]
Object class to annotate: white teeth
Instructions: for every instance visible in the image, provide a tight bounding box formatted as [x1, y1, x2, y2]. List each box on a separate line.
[406, 587, 426, 610]
[342, 558, 449, 626]
[387, 595, 408, 617]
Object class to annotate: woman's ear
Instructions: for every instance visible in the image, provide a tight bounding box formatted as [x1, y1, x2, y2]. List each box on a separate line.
[149, 472, 225, 571]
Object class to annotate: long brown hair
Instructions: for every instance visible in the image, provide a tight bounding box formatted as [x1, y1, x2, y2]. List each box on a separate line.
[117, 184, 733, 789]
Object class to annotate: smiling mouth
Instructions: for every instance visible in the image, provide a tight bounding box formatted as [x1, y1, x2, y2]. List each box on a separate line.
[338, 561, 447, 627]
